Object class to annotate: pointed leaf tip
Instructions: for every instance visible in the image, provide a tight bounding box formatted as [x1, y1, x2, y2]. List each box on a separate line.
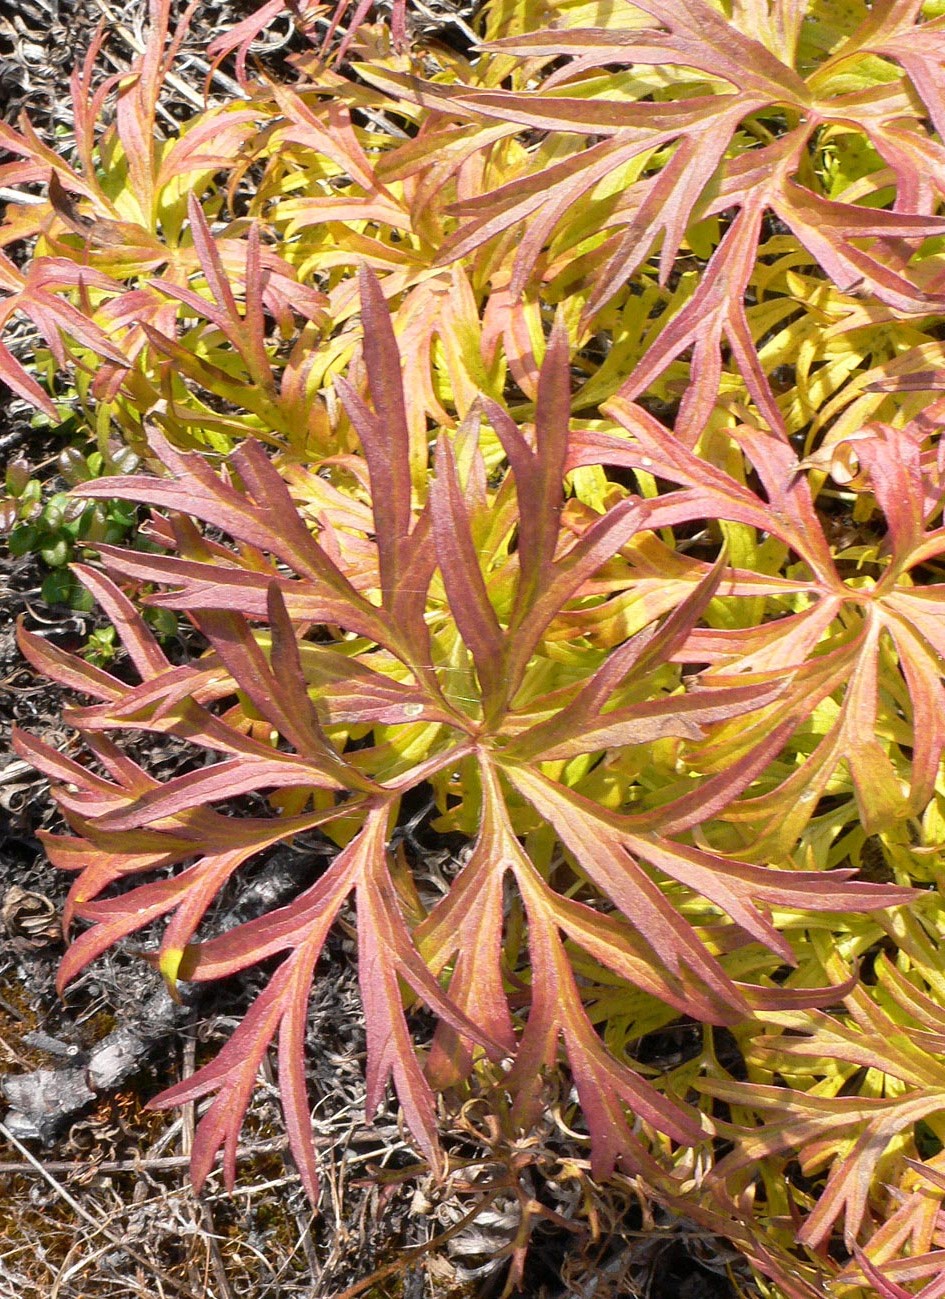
[159, 946, 185, 1001]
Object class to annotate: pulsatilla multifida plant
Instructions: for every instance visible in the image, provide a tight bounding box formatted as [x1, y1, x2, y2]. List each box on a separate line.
[14, 270, 910, 1203]
[7, 0, 945, 1292]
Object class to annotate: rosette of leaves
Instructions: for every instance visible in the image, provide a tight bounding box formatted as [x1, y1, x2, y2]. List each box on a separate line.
[0, 0, 328, 457]
[370, 0, 945, 436]
[14, 270, 910, 1202]
[561, 390, 945, 861]
[0, 0, 516, 461]
[697, 921, 945, 1294]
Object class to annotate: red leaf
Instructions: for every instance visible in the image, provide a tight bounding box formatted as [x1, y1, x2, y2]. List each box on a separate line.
[430, 434, 506, 706]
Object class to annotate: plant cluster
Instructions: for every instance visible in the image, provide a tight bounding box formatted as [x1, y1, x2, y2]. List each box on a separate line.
[4, 0, 945, 1293]
[0, 435, 142, 607]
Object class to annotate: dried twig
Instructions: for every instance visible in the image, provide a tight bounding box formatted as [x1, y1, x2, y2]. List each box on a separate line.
[0, 1137, 290, 1177]
[0, 1120, 206, 1299]
[93, 0, 246, 103]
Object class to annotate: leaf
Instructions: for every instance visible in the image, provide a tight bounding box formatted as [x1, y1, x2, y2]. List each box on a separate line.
[430, 434, 506, 707]
[504, 764, 910, 1009]
[149, 804, 506, 1198]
